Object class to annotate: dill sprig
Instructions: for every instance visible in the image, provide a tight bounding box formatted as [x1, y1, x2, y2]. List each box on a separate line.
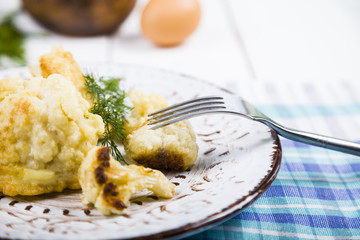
[84, 73, 131, 164]
[0, 11, 26, 67]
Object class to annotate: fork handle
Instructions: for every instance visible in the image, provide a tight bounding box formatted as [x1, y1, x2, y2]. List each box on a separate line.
[255, 117, 360, 157]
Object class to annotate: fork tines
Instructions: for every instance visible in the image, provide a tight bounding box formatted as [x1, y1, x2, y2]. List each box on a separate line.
[148, 96, 226, 129]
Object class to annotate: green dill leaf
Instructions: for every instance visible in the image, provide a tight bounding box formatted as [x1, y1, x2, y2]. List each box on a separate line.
[0, 11, 26, 68]
[103, 77, 121, 93]
[84, 73, 131, 164]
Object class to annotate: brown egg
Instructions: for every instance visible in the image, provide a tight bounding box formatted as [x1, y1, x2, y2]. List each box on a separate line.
[141, 0, 201, 47]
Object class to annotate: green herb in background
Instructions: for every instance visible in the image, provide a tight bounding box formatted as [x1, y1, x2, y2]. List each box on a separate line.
[0, 12, 26, 67]
[84, 73, 131, 164]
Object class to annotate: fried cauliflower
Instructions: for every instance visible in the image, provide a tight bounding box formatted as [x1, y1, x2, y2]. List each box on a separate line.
[30, 46, 89, 101]
[124, 90, 198, 171]
[79, 146, 175, 215]
[0, 74, 104, 196]
[0, 77, 25, 101]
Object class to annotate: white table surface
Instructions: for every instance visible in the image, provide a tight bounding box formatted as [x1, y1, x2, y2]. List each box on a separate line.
[0, 1, 359, 147]
[2, 0, 360, 97]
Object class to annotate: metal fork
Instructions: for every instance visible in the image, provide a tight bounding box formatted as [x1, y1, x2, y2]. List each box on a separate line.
[148, 95, 360, 157]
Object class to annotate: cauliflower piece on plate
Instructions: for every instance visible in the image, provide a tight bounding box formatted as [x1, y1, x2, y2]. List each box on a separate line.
[31, 46, 89, 101]
[0, 74, 104, 196]
[124, 90, 198, 171]
[0, 77, 25, 101]
[79, 146, 175, 215]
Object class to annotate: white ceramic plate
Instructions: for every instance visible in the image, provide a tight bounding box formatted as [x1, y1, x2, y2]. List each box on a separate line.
[0, 64, 281, 240]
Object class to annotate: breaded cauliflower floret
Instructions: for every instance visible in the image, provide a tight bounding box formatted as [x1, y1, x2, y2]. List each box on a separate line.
[124, 90, 198, 171]
[0, 77, 25, 101]
[0, 74, 104, 196]
[79, 146, 175, 215]
[30, 46, 89, 100]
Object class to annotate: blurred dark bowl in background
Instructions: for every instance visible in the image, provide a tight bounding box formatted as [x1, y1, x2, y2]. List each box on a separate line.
[22, 0, 136, 36]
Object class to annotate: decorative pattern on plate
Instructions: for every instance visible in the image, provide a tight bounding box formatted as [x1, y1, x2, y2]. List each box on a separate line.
[0, 64, 282, 239]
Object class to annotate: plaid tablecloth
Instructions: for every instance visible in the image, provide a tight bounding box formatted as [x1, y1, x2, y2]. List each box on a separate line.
[185, 80, 360, 239]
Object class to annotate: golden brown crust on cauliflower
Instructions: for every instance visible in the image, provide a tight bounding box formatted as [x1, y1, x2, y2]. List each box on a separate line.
[79, 146, 175, 215]
[0, 75, 104, 196]
[124, 90, 198, 171]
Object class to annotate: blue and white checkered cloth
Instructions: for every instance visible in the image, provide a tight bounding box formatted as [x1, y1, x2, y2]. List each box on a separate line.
[185, 81, 360, 239]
